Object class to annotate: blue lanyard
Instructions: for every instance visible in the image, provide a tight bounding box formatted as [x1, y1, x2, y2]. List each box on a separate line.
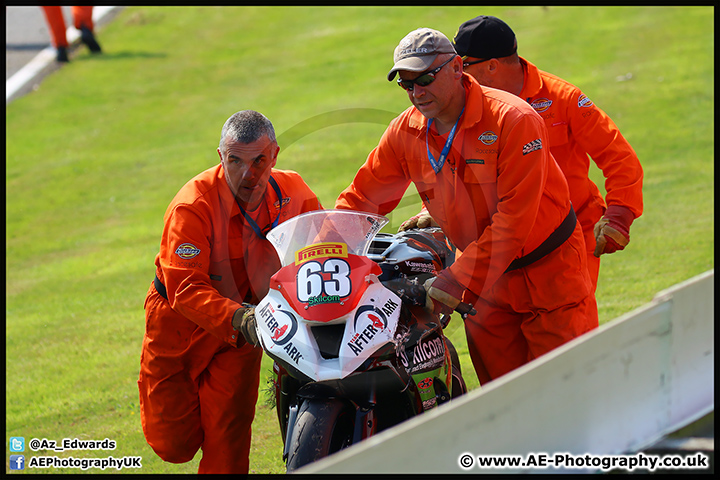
[236, 176, 283, 240]
[426, 107, 464, 174]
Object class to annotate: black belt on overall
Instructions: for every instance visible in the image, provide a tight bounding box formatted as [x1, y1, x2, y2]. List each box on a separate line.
[154, 275, 168, 300]
[504, 206, 577, 273]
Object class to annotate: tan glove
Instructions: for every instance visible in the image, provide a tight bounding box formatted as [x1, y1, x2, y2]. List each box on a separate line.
[593, 205, 635, 257]
[423, 273, 463, 316]
[398, 208, 438, 232]
[232, 307, 259, 347]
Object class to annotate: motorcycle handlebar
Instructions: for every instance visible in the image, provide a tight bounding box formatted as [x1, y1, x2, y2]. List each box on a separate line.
[381, 278, 477, 320]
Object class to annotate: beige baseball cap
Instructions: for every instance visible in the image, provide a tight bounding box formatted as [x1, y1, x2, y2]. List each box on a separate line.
[387, 28, 457, 81]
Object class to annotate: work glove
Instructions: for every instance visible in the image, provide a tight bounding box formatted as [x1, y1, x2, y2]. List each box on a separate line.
[423, 271, 464, 316]
[232, 306, 259, 347]
[593, 205, 635, 257]
[398, 207, 438, 232]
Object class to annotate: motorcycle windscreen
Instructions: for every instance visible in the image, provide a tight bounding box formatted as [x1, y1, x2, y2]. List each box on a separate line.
[270, 249, 382, 322]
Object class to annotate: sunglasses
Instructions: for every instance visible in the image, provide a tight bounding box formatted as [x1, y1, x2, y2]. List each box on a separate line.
[462, 58, 491, 69]
[397, 56, 455, 91]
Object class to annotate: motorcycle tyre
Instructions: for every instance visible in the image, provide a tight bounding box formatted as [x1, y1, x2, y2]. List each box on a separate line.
[285, 398, 354, 472]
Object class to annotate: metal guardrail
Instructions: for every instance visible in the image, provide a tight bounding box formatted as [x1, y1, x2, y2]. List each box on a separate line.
[299, 270, 714, 474]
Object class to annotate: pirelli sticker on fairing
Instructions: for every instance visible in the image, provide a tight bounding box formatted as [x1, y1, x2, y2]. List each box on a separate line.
[295, 242, 348, 265]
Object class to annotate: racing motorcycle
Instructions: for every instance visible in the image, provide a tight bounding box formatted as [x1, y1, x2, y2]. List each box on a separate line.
[253, 209, 475, 472]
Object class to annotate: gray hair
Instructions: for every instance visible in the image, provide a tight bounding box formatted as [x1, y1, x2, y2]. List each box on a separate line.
[219, 110, 276, 153]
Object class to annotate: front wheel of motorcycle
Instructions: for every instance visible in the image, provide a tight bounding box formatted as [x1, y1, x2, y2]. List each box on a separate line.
[285, 398, 355, 472]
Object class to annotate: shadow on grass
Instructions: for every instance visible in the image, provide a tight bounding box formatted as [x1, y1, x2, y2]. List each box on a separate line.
[74, 50, 168, 61]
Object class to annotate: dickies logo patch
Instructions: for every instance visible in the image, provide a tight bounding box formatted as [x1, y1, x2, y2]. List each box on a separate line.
[522, 139, 543, 155]
[530, 98, 553, 112]
[274, 197, 291, 210]
[578, 94, 594, 108]
[478, 131, 498, 145]
[175, 243, 201, 259]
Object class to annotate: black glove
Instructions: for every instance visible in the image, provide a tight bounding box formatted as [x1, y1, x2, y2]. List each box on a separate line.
[232, 307, 259, 347]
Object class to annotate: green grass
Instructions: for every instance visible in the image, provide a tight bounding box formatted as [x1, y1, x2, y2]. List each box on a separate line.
[6, 6, 713, 474]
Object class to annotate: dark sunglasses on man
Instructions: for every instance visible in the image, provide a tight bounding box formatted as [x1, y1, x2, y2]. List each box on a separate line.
[397, 56, 456, 91]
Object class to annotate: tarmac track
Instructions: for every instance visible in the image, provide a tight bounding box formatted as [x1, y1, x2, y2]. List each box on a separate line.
[5, 6, 124, 103]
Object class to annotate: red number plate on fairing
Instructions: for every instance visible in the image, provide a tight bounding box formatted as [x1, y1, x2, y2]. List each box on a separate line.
[270, 242, 382, 322]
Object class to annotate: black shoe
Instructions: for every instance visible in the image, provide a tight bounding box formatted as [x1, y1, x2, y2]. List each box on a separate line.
[56, 46, 69, 62]
[80, 26, 102, 54]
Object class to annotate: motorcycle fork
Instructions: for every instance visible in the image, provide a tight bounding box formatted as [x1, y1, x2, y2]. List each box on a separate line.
[352, 383, 377, 443]
[282, 404, 299, 461]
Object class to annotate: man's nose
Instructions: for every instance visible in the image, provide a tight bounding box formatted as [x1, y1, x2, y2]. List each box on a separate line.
[240, 165, 258, 183]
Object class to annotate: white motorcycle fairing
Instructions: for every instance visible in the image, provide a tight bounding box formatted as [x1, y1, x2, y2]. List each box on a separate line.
[255, 277, 402, 382]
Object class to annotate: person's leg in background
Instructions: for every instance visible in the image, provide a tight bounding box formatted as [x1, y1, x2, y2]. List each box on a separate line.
[71, 6, 102, 53]
[40, 6, 69, 62]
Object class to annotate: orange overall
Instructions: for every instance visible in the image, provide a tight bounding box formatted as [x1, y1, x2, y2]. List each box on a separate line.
[41, 6, 94, 48]
[336, 74, 598, 384]
[520, 57, 644, 288]
[139, 165, 321, 473]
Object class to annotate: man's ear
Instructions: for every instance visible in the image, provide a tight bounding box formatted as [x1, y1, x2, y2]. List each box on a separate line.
[217, 147, 224, 162]
[452, 55, 464, 79]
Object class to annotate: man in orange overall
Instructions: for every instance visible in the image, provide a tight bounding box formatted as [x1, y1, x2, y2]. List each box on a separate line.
[335, 28, 598, 385]
[452, 15, 644, 290]
[139, 110, 322, 473]
[41, 6, 102, 62]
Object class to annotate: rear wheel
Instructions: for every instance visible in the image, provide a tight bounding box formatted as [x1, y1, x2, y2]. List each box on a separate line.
[285, 398, 354, 472]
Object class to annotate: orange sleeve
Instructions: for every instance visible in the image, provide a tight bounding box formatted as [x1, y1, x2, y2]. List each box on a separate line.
[335, 119, 412, 214]
[447, 107, 556, 297]
[159, 203, 242, 346]
[567, 90, 644, 218]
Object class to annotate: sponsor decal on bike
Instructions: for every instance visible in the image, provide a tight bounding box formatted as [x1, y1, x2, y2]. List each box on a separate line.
[408, 336, 445, 373]
[418, 377, 433, 390]
[175, 243, 201, 259]
[348, 305, 390, 356]
[295, 243, 348, 265]
[404, 260, 436, 274]
[530, 97, 553, 112]
[257, 303, 304, 364]
[578, 94, 594, 108]
[478, 131, 498, 145]
[307, 294, 341, 307]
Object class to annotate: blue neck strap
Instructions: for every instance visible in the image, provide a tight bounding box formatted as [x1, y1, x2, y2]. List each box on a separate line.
[426, 107, 465, 174]
[236, 176, 282, 240]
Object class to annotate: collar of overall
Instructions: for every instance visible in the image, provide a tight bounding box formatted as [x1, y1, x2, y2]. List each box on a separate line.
[235, 176, 282, 240]
[426, 107, 465, 174]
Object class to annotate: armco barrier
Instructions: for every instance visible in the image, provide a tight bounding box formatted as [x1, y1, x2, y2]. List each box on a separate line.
[299, 270, 714, 474]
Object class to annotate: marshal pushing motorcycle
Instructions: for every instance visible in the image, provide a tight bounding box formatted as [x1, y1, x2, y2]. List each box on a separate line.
[246, 209, 474, 471]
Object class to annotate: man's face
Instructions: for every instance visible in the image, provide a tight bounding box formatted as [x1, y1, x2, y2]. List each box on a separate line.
[218, 135, 278, 210]
[399, 55, 459, 120]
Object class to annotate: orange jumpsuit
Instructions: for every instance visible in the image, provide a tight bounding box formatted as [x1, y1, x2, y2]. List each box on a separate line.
[41, 6, 94, 48]
[139, 165, 321, 473]
[520, 57, 644, 288]
[336, 74, 598, 384]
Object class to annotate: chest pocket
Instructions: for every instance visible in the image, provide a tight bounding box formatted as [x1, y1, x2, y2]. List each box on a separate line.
[462, 156, 498, 184]
[208, 224, 247, 300]
[547, 121, 569, 147]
